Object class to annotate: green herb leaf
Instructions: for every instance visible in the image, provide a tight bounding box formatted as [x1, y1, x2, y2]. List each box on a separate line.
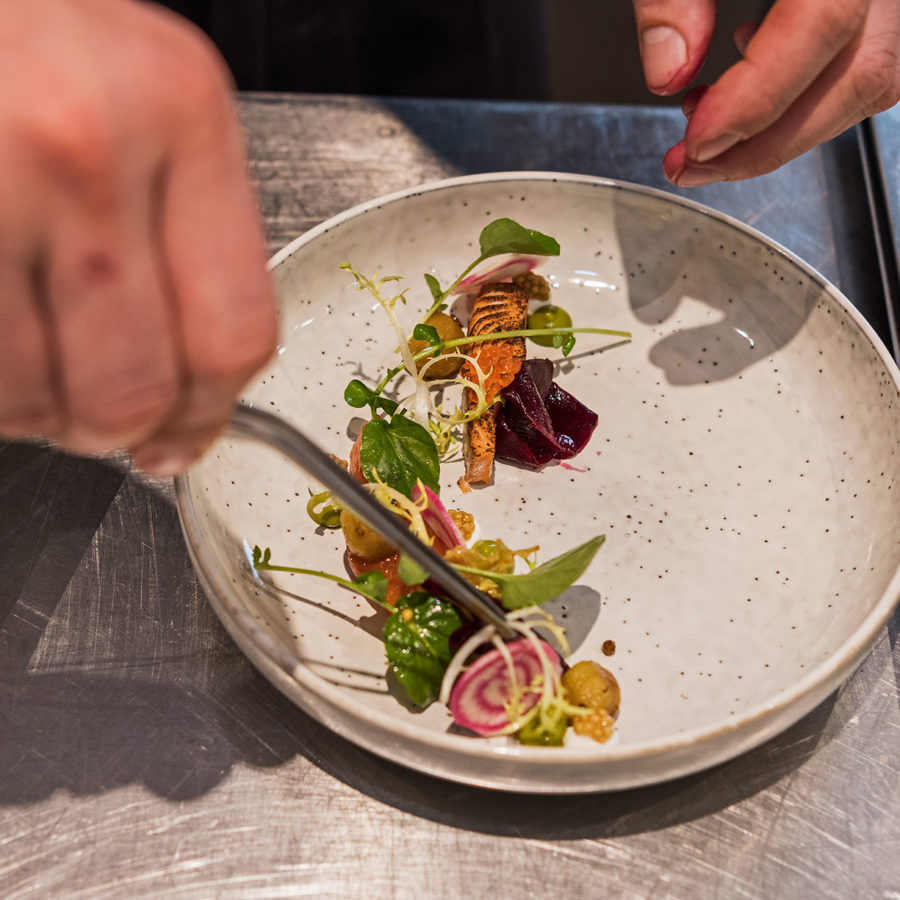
[252, 545, 271, 568]
[374, 396, 399, 415]
[478, 218, 561, 259]
[423, 272, 444, 302]
[412, 323, 440, 344]
[397, 554, 429, 586]
[561, 334, 577, 356]
[251, 545, 392, 611]
[345, 379, 375, 408]
[452, 535, 605, 609]
[359, 415, 441, 497]
[351, 570, 389, 605]
[383, 591, 464, 706]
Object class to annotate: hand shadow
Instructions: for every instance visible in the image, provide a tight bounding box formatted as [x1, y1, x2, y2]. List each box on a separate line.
[613, 189, 821, 387]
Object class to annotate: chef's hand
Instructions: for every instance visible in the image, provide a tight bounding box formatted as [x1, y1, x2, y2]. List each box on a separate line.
[0, 0, 278, 474]
[632, 0, 900, 185]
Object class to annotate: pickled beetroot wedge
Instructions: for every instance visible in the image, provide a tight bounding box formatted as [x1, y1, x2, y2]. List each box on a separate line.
[495, 359, 598, 471]
[449, 639, 562, 735]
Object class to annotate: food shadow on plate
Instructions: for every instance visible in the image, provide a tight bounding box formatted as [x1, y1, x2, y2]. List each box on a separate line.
[613, 193, 819, 387]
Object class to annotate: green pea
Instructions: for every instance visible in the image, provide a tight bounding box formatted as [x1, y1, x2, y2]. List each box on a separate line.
[471, 539, 498, 557]
[527, 304, 573, 346]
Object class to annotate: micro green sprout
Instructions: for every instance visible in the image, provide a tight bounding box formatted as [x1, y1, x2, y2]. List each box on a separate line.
[252, 545, 392, 611]
[421, 218, 561, 321]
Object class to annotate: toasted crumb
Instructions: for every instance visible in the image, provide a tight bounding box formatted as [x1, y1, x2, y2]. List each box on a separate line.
[514, 270, 551, 301]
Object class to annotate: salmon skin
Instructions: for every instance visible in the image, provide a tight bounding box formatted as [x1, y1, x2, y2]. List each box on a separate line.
[459, 282, 529, 490]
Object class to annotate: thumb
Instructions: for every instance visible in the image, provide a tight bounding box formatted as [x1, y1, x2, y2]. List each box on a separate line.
[631, 0, 718, 94]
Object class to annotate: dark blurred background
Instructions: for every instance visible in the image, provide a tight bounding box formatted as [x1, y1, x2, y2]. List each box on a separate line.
[159, 0, 772, 104]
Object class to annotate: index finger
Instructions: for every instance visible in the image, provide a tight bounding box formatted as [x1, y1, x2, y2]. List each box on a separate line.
[131, 57, 277, 473]
[684, 0, 872, 161]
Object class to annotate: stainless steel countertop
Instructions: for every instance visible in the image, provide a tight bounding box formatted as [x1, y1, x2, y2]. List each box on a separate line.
[1, 93, 898, 899]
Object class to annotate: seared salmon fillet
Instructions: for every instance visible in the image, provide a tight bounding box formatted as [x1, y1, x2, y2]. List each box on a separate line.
[459, 282, 529, 490]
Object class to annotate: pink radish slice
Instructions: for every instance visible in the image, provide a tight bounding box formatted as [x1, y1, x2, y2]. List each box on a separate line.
[411, 483, 466, 549]
[452, 256, 540, 296]
[449, 639, 562, 735]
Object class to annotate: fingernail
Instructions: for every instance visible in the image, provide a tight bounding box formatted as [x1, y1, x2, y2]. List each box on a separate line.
[692, 132, 742, 163]
[673, 165, 725, 187]
[733, 22, 759, 56]
[641, 26, 687, 93]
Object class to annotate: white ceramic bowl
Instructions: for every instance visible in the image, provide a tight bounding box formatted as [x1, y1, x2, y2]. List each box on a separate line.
[175, 172, 900, 792]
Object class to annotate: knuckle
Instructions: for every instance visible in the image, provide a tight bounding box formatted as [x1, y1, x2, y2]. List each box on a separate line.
[24, 98, 115, 188]
[156, 29, 234, 121]
[816, 3, 867, 56]
[0, 337, 62, 436]
[191, 297, 278, 384]
[0, 404, 63, 438]
[852, 47, 900, 115]
[75, 370, 179, 437]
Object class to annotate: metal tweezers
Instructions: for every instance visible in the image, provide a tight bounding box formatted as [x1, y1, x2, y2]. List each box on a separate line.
[228, 404, 514, 637]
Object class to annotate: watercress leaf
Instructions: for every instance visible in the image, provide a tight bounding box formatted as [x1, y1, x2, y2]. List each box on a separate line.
[351, 570, 389, 605]
[397, 554, 429, 586]
[562, 334, 577, 356]
[359, 416, 441, 496]
[344, 379, 375, 408]
[424, 272, 444, 302]
[374, 396, 399, 415]
[412, 323, 440, 344]
[452, 535, 605, 609]
[383, 591, 464, 706]
[478, 218, 561, 259]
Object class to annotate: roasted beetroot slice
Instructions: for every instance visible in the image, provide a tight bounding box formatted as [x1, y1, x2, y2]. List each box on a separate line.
[544, 383, 599, 459]
[495, 358, 599, 469]
[522, 357, 555, 397]
[449, 638, 562, 736]
[495, 414, 559, 469]
[498, 359, 554, 437]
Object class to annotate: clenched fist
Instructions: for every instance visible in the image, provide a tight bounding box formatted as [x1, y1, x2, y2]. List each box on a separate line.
[0, 0, 277, 473]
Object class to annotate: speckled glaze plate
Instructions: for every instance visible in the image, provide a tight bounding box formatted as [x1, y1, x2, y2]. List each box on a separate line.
[175, 173, 900, 793]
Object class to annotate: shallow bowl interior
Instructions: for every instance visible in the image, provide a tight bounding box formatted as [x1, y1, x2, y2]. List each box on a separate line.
[176, 173, 900, 792]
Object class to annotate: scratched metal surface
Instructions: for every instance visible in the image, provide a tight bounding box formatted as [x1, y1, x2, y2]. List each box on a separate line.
[1, 94, 898, 899]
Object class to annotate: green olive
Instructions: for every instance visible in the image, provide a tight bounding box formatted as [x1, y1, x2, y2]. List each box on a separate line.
[527, 304, 573, 346]
[340, 509, 394, 560]
[408, 312, 465, 378]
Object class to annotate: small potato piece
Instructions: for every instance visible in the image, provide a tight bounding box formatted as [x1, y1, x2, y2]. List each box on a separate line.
[340, 508, 394, 560]
[562, 660, 620, 717]
[408, 312, 465, 378]
[562, 660, 620, 744]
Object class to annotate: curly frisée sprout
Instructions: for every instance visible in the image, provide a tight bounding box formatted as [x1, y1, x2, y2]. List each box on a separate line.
[362, 472, 432, 546]
[440, 608, 587, 739]
[340, 262, 431, 425]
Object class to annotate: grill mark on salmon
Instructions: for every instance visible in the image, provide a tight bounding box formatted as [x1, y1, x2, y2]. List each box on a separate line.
[459, 282, 529, 491]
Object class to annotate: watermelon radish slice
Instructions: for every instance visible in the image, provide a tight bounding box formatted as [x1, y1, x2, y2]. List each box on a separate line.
[449, 638, 562, 735]
[452, 256, 540, 296]
[410, 483, 466, 549]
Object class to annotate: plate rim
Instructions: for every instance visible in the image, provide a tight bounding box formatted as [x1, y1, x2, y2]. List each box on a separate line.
[176, 170, 900, 790]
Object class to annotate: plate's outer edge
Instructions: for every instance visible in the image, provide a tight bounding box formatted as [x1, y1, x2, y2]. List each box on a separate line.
[176, 171, 900, 793]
